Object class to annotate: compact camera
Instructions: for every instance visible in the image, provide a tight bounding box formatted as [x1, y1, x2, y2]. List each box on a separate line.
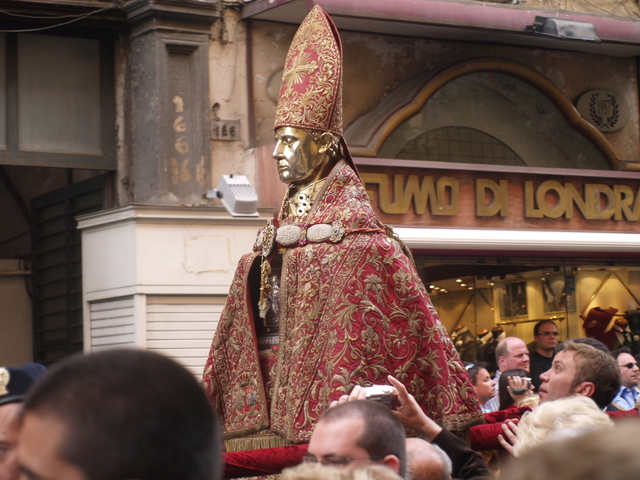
[363, 385, 394, 406]
[510, 377, 532, 396]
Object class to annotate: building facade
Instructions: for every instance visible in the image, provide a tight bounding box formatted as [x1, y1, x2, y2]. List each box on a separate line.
[1, 0, 639, 371]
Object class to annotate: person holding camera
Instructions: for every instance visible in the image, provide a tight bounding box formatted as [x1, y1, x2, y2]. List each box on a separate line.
[470, 340, 621, 454]
[497, 370, 537, 412]
[326, 377, 494, 480]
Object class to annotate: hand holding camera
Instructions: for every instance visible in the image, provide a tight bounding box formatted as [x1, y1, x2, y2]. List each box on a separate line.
[508, 376, 533, 396]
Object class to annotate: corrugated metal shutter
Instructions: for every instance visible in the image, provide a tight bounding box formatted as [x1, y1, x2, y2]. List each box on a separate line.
[146, 295, 224, 375]
[90, 296, 136, 350]
[31, 174, 109, 365]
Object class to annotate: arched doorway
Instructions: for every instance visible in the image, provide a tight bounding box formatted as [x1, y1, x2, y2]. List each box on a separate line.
[345, 58, 620, 169]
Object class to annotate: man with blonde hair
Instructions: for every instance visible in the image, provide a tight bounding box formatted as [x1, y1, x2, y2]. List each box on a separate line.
[537, 340, 620, 409]
[471, 339, 621, 451]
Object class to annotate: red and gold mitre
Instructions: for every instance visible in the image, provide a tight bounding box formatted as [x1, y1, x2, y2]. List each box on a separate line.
[274, 5, 343, 136]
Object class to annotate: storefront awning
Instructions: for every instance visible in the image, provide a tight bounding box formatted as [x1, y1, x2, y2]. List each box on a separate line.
[242, 0, 640, 57]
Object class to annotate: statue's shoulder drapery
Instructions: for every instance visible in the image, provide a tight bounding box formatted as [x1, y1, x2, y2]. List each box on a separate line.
[203, 162, 483, 443]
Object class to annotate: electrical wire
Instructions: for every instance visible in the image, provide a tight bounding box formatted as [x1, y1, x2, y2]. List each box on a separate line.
[0, 6, 113, 19]
[0, 5, 113, 33]
[0, 229, 30, 246]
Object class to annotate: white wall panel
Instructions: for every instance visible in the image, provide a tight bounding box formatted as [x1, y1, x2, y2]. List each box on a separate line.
[90, 296, 136, 350]
[146, 295, 225, 375]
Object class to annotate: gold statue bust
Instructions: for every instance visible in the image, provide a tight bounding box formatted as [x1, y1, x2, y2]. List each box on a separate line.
[274, 127, 341, 216]
[202, 6, 483, 450]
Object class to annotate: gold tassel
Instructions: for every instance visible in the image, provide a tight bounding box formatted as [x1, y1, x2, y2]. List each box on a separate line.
[224, 432, 294, 452]
[384, 223, 416, 268]
[258, 257, 272, 319]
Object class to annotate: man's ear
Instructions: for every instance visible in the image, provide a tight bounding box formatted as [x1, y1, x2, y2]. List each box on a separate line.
[573, 382, 596, 398]
[381, 454, 401, 475]
[316, 132, 335, 155]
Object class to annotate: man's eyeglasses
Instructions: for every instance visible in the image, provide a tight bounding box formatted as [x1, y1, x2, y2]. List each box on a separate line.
[535, 331, 559, 336]
[619, 362, 639, 369]
[302, 454, 384, 467]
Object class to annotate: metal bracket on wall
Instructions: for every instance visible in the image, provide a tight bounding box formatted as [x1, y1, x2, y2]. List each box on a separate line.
[497, 315, 565, 326]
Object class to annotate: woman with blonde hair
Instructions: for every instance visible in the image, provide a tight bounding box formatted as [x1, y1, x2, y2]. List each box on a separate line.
[512, 395, 614, 457]
[282, 463, 404, 480]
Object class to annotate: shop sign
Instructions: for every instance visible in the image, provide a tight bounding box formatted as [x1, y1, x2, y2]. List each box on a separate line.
[361, 171, 640, 228]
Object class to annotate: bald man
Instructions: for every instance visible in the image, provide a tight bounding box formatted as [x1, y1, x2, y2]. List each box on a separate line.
[484, 337, 530, 412]
[406, 438, 452, 480]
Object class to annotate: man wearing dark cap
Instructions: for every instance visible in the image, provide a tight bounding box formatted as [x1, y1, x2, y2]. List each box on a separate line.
[0, 363, 46, 480]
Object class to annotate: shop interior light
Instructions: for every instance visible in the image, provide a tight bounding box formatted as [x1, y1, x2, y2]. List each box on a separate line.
[456, 279, 462, 283]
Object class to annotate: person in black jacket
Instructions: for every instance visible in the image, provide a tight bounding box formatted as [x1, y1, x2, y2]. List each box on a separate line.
[529, 320, 559, 392]
[332, 376, 493, 480]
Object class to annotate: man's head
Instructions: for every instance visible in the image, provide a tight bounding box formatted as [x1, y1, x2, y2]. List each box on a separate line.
[556, 337, 609, 354]
[19, 349, 221, 480]
[538, 340, 620, 409]
[273, 127, 339, 186]
[611, 347, 639, 390]
[307, 400, 406, 478]
[405, 438, 451, 480]
[0, 363, 46, 480]
[0, 403, 20, 480]
[495, 337, 530, 373]
[533, 321, 559, 356]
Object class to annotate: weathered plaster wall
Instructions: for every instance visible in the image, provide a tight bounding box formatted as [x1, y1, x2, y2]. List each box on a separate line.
[209, 9, 254, 191]
[250, 21, 296, 147]
[250, 20, 638, 163]
[533, 0, 640, 17]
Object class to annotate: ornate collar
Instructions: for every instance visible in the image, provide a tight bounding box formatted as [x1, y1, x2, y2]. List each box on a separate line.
[286, 179, 325, 217]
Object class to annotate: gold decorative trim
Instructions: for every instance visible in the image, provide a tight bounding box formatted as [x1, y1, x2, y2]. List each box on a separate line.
[351, 58, 621, 169]
[224, 431, 294, 452]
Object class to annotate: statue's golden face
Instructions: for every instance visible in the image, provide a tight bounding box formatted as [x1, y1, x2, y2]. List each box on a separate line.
[273, 127, 330, 186]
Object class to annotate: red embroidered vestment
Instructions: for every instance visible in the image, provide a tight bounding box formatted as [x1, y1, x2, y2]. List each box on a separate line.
[203, 161, 483, 443]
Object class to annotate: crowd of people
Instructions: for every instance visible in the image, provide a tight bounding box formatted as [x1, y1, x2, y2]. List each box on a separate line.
[1, 319, 639, 480]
